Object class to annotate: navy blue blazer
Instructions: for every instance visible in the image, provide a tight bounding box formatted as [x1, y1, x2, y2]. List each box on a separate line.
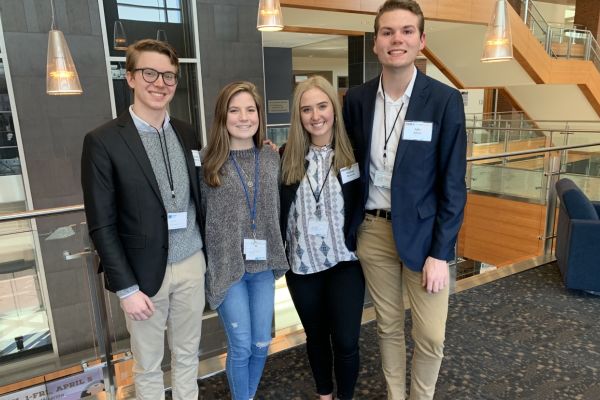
[342, 70, 467, 271]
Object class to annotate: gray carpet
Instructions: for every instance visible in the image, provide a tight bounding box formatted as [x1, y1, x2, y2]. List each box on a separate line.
[196, 263, 600, 399]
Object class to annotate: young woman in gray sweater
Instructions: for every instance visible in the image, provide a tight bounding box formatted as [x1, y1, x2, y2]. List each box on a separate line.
[200, 81, 288, 400]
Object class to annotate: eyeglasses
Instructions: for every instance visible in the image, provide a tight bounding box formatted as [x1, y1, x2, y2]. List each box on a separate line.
[133, 68, 178, 86]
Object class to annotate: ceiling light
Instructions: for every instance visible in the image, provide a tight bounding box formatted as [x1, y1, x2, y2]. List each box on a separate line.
[481, 0, 513, 63]
[257, 0, 283, 32]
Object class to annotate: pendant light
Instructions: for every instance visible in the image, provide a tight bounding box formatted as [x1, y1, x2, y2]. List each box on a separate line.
[113, 20, 128, 50]
[156, 29, 168, 43]
[481, 0, 513, 62]
[257, 0, 283, 32]
[156, 1, 168, 42]
[46, 0, 83, 95]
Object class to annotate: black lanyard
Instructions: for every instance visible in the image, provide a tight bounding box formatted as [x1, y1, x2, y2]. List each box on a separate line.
[154, 125, 175, 199]
[382, 81, 405, 162]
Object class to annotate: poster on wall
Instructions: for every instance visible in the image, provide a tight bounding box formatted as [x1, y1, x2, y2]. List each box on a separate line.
[0, 367, 104, 400]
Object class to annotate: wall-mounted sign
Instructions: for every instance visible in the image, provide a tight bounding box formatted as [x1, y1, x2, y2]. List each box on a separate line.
[268, 100, 289, 114]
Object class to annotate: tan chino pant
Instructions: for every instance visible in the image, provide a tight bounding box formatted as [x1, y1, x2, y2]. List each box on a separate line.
[357, 214, 449, 400]
[125, 250, 206, 400]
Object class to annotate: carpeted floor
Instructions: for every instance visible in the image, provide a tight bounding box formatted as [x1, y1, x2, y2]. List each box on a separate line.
[196, 263, 600, 399]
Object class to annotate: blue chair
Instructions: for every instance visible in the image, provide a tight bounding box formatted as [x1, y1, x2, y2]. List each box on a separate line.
[555, 178, 600, 292]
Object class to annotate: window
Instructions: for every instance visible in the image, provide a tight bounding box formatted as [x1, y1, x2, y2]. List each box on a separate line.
[117, 0, 182, 23]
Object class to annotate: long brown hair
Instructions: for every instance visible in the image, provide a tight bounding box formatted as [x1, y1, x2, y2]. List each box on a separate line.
[203, 81, 265, 187]
[281, 75, 355, 185]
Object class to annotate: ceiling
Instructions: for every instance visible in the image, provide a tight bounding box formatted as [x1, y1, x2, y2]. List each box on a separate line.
[262, 2, 578, 59]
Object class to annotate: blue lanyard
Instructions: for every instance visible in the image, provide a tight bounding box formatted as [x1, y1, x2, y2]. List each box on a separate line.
[230, 148, 260, 235]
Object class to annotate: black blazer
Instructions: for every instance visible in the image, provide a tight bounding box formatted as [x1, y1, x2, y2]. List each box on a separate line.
[81, 112, 202, 297]
[280, 152, 363, 253]
[343, 70, 467, 270]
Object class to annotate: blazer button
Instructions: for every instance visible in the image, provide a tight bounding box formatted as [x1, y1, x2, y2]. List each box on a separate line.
[161, 215, 166, 220]
[162, 245, 167, 249]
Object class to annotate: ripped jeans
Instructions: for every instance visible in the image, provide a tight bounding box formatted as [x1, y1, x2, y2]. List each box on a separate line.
[217, 270, 275, 400]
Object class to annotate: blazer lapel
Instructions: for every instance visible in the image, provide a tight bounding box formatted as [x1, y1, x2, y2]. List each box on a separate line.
[394, 70, 430, 173]
[362, 78, 379, 169]
[117, 112, 164, 206]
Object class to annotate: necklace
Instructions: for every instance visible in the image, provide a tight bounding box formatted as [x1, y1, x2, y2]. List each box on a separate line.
[235, 160, 254, 187]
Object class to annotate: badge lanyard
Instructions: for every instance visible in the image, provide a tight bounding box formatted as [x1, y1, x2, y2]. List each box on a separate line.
[154, 125, 175, 199]
[230, 148, 260, 239]
[306, 154, 334, 220]
[381, 81, 405, 170]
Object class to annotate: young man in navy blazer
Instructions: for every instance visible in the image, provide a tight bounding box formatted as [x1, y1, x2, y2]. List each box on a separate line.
[343, 1, 467, 399]
[81, 40, 205, 399]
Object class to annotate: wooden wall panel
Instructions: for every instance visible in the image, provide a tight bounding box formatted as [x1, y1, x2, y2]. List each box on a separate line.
[458, 193, 545, 267]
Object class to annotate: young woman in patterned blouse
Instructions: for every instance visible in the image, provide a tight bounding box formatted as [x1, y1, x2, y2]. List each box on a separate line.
[280, 75, 365, 400]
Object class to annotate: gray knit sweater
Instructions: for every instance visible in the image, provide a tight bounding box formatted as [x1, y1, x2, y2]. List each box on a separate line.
[200, 146, 289, 309]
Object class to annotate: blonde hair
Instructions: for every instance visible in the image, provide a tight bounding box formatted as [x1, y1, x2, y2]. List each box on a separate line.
[203, 81, 265, 187]
[281, 75, 355, 185]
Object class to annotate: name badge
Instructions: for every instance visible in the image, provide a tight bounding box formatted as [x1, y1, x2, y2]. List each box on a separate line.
[340, 163, 360, 184]
[403, 121, 433, 142]
[192, 150, 201, 167]
[308, 219, 328, 237]
[243, 239, 267, 260]
[373, 169, 392, 189]
[167, 212, 187, 230]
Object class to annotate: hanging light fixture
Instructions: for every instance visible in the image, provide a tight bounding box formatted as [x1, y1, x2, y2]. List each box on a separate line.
[481, 0, 513, 63]
[156, 29, 168, 43]
[257, 0, 283, 32]
[46, 0, 82, 95]
[113, 20, 128, 50]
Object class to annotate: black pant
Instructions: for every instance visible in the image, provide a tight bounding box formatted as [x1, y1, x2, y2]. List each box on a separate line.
[285, 260, 365, 399]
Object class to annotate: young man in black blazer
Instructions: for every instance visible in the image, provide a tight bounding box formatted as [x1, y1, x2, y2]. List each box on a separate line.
[343, 1, 467, 399]
[81, 40, 205, 399]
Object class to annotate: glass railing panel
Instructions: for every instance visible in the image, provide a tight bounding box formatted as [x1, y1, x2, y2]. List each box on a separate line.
[0, 226, 49, 361]
[0, 212, 105, 393]
[560, 173, 600, 201]
[469, 163, 545, 201]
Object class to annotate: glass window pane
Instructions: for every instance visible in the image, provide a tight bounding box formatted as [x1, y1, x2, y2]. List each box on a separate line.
[167, 10, 181, 24]
[117, 5, 165, 23]
[106, 0, 194, 58]
[0, 61, 24, 208]
[117, 0, 154, 6]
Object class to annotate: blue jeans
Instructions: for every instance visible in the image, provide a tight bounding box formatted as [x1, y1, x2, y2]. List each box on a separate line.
[217, 270, 275, 400]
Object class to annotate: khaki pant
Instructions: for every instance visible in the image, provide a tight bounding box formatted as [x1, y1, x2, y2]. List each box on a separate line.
[357, 215, 448, 400]
[125, 250, 206, 400]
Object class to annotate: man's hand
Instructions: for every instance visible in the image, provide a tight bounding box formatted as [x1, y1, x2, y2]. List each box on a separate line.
[263, 139, 279, 152]
[120, 291, 155, 321]
[421, 256, 449, 294]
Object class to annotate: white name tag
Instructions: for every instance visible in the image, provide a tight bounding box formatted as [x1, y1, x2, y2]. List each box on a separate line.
[167, 212, 187, 230]
[403, 121, 433, 142]
[243, 239, 267, 260]
[192, 150, 201, 167]
[373, 169, 392, 189]
[340, 163, 360, 184]
[308, 219, 329, 237]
